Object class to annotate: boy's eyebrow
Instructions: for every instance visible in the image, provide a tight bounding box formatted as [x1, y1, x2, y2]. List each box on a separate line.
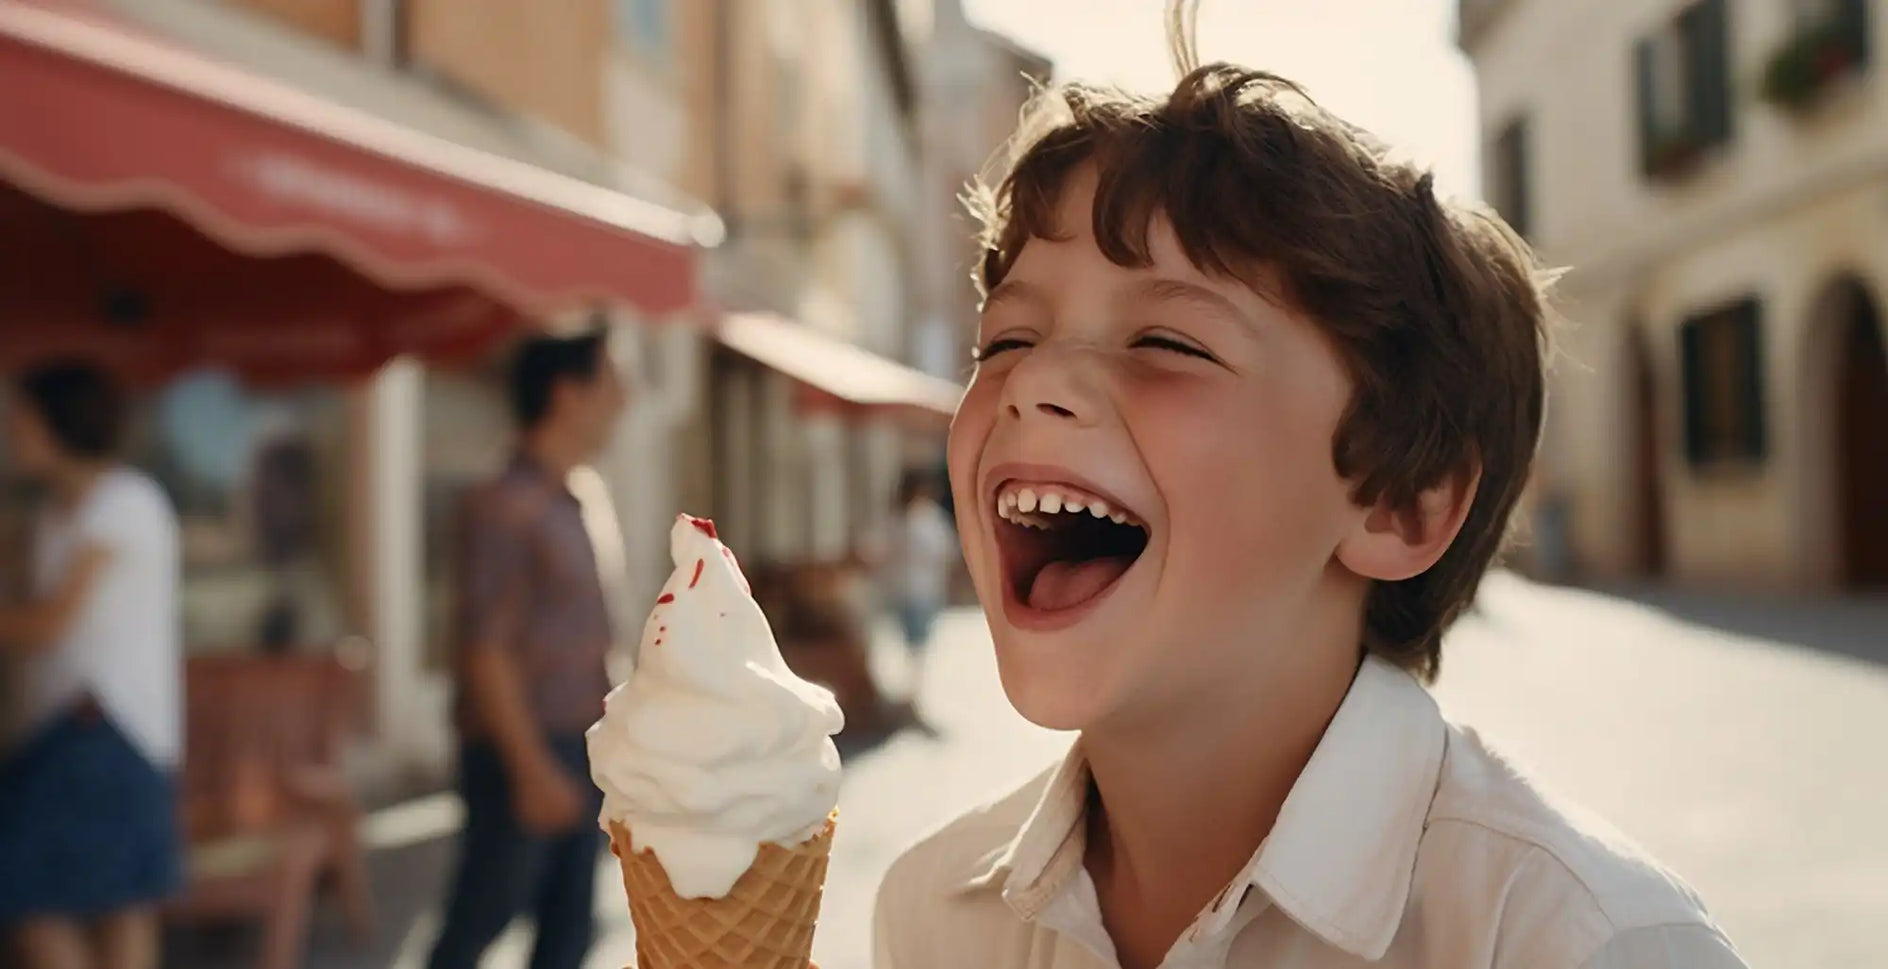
[1129, 277, 1257, 330]
[982, 279, 1050, 312]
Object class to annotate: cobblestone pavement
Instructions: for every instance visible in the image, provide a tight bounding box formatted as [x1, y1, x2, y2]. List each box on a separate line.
[181, 576, 1887, 969]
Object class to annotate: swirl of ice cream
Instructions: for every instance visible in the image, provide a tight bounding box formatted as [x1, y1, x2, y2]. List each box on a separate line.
[586, 514, 844, 899]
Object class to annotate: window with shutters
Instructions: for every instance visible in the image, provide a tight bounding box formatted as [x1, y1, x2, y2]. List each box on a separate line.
[1490, 116, 1532, 240]
[1761, 0, 1870, 110]
[1634, 0, 1734, 179]
[1679, 298, 1767, 469]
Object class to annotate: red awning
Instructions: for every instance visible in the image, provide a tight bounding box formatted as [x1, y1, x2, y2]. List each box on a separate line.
[716, 312, 962, 425]
[0, 3, 715, 383]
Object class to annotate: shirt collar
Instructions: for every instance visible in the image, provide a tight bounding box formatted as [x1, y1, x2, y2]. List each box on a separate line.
[956, 656, 1448, 960]
[956, 736, 1090, 911]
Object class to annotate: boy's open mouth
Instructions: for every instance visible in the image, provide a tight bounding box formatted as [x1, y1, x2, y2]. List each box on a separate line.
[992, 481, 1150, 614]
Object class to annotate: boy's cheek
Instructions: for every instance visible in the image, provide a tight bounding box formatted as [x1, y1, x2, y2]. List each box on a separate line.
[1157, 447, 1351, 587]
[945, 434, 985, 519]
[947, 378, 1000, 444]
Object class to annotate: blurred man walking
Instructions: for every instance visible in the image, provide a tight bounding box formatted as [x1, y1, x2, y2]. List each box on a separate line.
[428, 329, 628, 969]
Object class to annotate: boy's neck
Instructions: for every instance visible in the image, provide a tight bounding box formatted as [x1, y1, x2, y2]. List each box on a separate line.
[1080, 616, 1364, 967]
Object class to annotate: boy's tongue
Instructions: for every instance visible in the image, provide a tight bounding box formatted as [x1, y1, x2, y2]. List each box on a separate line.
[1027, 555, 1132, 611]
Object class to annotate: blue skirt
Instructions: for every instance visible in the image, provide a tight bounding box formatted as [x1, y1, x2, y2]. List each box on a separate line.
[0, 707, 183, 922]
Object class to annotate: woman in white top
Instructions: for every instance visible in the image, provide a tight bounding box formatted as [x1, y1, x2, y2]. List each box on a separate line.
[0, 362, 182, 969]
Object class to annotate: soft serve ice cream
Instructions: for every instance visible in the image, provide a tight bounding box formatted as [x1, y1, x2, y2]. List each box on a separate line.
[587, 515, 844, 899]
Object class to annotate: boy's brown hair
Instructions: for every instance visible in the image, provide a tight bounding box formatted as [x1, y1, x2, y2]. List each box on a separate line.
[969, 52, 1552, 681]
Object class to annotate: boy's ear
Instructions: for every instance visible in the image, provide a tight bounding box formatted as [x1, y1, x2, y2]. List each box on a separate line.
[1335, 465, 1481, 582]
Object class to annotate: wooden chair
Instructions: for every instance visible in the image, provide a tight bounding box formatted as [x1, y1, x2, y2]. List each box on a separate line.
[165, 651, 374, 969]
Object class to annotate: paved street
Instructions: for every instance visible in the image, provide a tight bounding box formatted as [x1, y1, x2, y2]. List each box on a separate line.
[197, 575, 1888, 969]
[1432, 576, 1888, 969]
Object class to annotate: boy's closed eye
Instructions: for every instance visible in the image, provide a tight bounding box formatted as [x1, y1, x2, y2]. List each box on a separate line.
[973, 337, 1033, 361]
[974, 333, 1218, 362]
[1130, 332, 1217, 361]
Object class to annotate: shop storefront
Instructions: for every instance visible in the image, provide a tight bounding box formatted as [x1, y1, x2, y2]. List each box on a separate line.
[707, 310, 956, 559]
[0, 3, 715, 782]
[704, 310, 959, 729]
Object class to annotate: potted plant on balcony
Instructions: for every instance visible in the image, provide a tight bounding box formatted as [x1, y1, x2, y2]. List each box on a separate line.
[1762, 20, 1865, 110]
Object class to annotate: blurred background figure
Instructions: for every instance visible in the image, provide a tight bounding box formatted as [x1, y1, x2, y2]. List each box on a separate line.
[248, 424, 322, 654]
[426, 330, 627, 969]
[0, 363, 182, 969]
[883, 469, 956, 727]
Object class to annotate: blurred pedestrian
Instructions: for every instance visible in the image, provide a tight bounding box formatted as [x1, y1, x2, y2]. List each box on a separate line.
[0, 362, 182, 969]
[885, 469, 957, 706]
[427, 329, 627, 969]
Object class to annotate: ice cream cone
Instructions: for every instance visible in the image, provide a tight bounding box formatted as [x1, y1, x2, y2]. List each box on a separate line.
[610, 812, 836, 969]
[591, 516, 845, 967]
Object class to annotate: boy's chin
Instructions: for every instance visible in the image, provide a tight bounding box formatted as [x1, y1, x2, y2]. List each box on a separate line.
[989, 631, 1124, 733]
[999, 680, 1106, 733]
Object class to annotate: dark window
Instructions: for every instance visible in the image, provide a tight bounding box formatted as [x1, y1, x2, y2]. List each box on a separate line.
[391, 0, 411, 68]
[1634, 0, 1733, 178]
[1679, 297, 1767, 468]
[1490, 116, 1532, 239]
[1794, 0, 1870, 57]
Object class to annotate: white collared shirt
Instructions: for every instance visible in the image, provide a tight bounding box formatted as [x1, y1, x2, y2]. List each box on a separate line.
[873, 658, 1745, 969]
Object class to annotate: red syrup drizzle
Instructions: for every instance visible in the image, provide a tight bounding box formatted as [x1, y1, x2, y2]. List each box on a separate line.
[688, 559, 704, 588]
[685, 516, 718, 539]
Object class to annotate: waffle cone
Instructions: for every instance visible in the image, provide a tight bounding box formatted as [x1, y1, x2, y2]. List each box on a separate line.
[608, 813, 835, 969]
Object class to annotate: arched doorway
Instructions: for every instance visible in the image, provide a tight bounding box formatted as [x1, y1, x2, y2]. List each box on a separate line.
[1834, 289, 1888, 586]
[1626, 326, 1667, 576]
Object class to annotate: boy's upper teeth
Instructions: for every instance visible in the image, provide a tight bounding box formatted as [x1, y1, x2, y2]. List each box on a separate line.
[995, 482, 1137, 527]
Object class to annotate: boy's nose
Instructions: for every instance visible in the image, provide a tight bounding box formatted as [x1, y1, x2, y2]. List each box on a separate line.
[1022, 401, 1077, 419]
[1000, 346, 1100, 426]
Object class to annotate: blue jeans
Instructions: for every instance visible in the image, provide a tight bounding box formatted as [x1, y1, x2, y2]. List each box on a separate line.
[426, 735, 603, 969]
[897, 598, 941, 650]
